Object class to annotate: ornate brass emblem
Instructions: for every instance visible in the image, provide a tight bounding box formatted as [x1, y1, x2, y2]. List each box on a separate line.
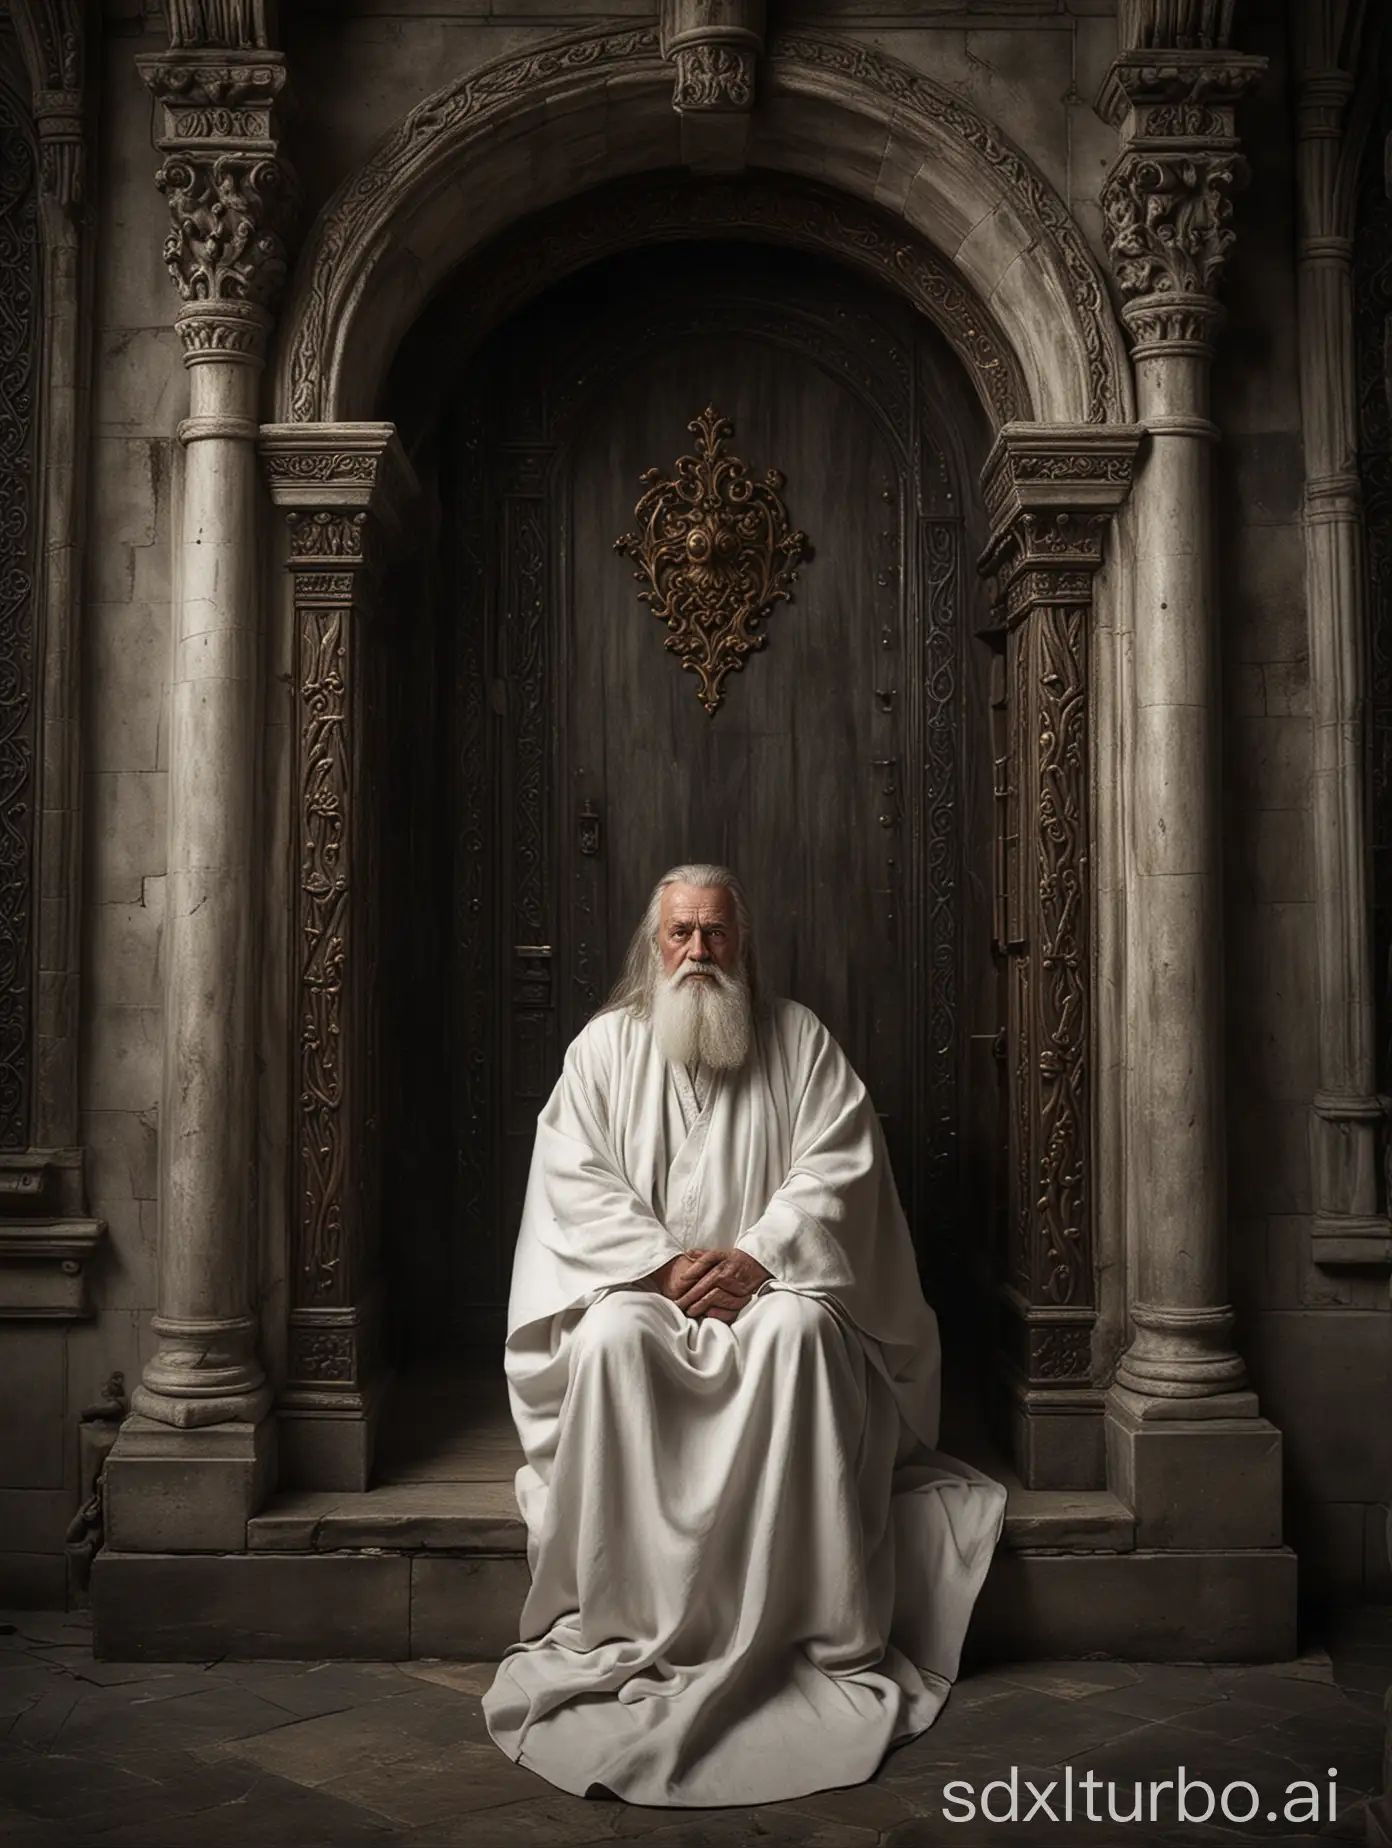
[615, 406, 806, 715]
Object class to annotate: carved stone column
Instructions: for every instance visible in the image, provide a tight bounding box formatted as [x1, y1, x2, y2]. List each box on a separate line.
[1096, 31, 1286, 1549]
[257, 425, 415, 1490]
[0, 4, 106, 1317]
[980, 425, 1141, 1489]
[1290, 4, 1389, 1269]
[660, 0, 764, 174]
[106, 30, 294, 1549]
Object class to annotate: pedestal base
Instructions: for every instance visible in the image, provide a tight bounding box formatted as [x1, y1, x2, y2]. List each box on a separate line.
[1106, 1391, 1283, 1549]
[1008, 1385, 1106, 1490]
[277, 1373, 388, 1491]
[104, 1413, 276, 1553]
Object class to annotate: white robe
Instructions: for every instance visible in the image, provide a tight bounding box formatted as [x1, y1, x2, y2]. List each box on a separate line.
[483, 997, 1006, 1807]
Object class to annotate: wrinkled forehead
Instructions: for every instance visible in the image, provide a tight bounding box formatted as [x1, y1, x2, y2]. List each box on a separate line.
[659, 883, 738, 931]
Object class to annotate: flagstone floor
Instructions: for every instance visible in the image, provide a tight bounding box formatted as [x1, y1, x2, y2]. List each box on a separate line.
[0, 1606, 1387, 1848]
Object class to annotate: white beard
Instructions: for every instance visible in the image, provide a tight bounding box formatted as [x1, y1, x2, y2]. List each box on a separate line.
[649, 961, 752, 1072]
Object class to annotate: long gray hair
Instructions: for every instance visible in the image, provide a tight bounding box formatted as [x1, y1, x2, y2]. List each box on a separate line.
[601, 863, 765, 1017]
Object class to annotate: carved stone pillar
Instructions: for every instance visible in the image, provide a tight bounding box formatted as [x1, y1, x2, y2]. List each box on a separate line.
[980, 425, 1141, 1490]
[1290, 4, 1389, 1269]
[1096, 31, 1286, 1549]
[0, 4, 106, 1318]
[106, 32, 295, 1549]
[660, 0, 764, 174]
[259, 425, 416, 1490]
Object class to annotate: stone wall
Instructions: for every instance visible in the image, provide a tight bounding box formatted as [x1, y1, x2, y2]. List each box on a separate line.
[2, 0, 1382, 1612]
[1217, 3, 1391, 1607]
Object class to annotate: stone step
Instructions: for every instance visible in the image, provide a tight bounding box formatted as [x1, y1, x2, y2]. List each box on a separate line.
[248, 1479, 1136, 1555]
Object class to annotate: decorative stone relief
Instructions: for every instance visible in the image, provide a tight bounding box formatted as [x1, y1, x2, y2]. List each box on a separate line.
[661, 1, 764, 171]
[6, 3, 98, 1194]
[672, 44, 754, 112]
[1101, 153, 1245, 302]
[0, 80, 40, 1156]
[260, 424, 416, 1421]
[155, 150, 292, 307]
[11, 1, 90, 210]
[138, 45, 295, 362]
[1096, 44, 1264, 349]
[978, 424, 1141, 1407]
[278, 28, 1128, 427]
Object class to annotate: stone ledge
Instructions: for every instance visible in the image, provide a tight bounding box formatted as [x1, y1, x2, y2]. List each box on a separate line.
[91, 1544, 1298, 1664]
[1311, 1214, 1392, 1271]
[247, 1482, 526, 1553]
[245, 1479, 1132, 1556]
[0, 1216, 106, 1318]
[1005, 1487, 1135, 1552]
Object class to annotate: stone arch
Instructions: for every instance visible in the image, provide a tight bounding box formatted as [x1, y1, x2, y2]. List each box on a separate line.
[271, 26, 1134, 430]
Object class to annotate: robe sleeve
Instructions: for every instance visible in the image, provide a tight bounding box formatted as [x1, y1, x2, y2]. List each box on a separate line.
[735, 1006, 941, 1442]
[506, 1018, 684, 1334]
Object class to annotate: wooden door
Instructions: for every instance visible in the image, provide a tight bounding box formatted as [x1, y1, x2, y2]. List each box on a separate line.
[444, 244, 991, 1345]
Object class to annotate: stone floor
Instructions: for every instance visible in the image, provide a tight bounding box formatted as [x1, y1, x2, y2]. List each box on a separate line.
[0, 1607, 1387, 1848]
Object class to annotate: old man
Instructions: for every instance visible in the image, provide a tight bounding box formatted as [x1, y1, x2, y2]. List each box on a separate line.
[483, 864, 1006, 1807]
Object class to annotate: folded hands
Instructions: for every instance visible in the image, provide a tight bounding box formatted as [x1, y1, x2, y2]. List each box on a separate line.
[641, 1248, 772, 1322]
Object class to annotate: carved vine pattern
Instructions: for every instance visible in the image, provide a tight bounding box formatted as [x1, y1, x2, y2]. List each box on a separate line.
[616, 407, 807, 715]
[293, 537, 355, 1302]
[1029, 1322, 1092, 1381]
[1034, 601, 1088, 1306]
[288, 1325, 353, 1381]
[1008, 623, 1032, 1296]
[283, 29, 1125, 425]
[673, 44, 754, 110]
[0, 83, 39, 1148]
[1354, 48, 1392, 1089]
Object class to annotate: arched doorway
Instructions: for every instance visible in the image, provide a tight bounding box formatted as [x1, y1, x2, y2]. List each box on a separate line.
[376, 238, 1000, 1371]
[259, 56, 1137, 1495]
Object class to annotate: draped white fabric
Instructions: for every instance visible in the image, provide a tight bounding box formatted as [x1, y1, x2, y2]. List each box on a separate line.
[483, 999, 1007, 1807]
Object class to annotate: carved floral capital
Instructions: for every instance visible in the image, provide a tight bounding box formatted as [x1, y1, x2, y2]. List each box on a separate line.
[139, 46, 296, 328]
[1101, 150, 1248, 310]
[155, 149, 294, 309]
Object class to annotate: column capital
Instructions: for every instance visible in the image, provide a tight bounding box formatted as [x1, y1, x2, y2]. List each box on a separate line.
[1095, 50, 1265, 139]
[979, 423, 1143, 621]
[1096, 49, 1265, 357]
[260, 421, 419, 543]
[136, 47, 297, 363]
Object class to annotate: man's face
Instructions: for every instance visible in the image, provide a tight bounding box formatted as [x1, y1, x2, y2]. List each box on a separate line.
[658, 883, 740, 981]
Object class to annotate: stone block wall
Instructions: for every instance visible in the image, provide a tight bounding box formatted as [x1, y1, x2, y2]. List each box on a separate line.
[1215, 4, 1392, 1607]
